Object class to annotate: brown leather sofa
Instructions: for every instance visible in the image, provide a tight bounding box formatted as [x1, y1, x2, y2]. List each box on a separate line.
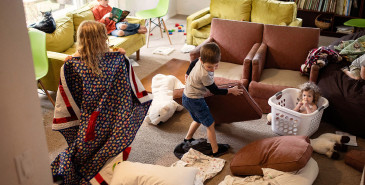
[190, 18, 264, 88]
[248, 24, 320, 113]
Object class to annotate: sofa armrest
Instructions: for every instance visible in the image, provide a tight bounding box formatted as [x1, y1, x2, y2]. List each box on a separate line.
[43, 51, 70, 91]
[309, 64, 319, 83]
[252, 43, 267, 82]
[243, 43, 261, 81]
[186, 7, 210, 45]
[126, 16, 146, 25]
[288, 18, 302, 27]
[189, 37, 214, 61]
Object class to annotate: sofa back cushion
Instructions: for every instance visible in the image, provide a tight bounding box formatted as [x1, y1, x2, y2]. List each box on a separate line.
[210, 0, 252, 21]
[210, 18, 263, 65]
[72, 2, 98, 34]
[45, 16, 74, 52]
[251, 0, 297, 26]
[263, 24, 319, 70]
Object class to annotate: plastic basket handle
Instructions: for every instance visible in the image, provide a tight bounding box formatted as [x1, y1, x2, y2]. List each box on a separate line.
[275, 91, 283, 100]
[318, 106, 325, 112]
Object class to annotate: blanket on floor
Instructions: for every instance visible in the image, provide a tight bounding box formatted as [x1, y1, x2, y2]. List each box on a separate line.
[51, 53, 151, 184]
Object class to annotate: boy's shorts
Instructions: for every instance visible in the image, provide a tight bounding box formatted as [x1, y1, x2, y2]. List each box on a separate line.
[182, 93, 214, 127]
[111, 22, 140, 37]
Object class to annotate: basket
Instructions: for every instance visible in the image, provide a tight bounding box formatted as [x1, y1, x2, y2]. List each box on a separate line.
[268, 88, 329, 137]
[315, 14, 332, 30]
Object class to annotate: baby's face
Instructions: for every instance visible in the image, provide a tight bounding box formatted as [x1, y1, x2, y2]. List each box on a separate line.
[302, 90, 314, 104]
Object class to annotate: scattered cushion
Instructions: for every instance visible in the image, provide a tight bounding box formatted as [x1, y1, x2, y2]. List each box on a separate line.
[110, 161, 198, 185]
[344, 150, 365, 172]
[339, 35, 365, 56]
[230, 135, 313, 176]
[221, 158, 318, 185]
[214, 61, 243, 81]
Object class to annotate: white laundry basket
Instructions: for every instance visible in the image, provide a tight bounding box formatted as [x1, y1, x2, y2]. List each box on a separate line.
[268, 88, 329, 137]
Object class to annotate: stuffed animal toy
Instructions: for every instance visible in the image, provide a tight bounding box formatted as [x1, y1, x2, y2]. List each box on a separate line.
[310, 133, 350, 159]
[144, 74, 185, 125]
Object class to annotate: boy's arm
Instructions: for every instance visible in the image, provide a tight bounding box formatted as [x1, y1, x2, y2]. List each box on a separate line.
[92, 7, 111, 24]
[186, 59, 199, 75]
[205, 83, 228, 95]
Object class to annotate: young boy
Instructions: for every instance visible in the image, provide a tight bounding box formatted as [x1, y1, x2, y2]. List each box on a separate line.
[92, 0, 147, 37]
[183, 42, 243, 157]
[342, 53, 365, 80]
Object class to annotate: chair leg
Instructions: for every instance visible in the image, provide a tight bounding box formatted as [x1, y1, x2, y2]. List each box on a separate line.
[38, 80, 55, 107]
[147, 18, 152, 48]
[158, 17, 163, 38]
[161, 18, 172, 45]
[136, 49, 140, 61]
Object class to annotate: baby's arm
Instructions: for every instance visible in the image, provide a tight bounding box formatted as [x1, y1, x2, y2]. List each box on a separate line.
[293, 102, 303, 112]
[361, 66, 365, 80]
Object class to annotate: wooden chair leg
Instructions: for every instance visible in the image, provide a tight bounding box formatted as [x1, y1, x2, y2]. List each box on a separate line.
[161, 18, 172, 45]
[38, 80, 55, 107]
[136, 49, 140, 61]
[158, 17, 163, 38]
[147, 18, 152, 48]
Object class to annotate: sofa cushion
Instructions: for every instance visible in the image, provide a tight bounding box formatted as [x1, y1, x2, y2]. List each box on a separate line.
[251, 0, 297, 26]
[192, 24, 211, 39]
[260, 69, 309, 87]
[230, 135, 313, 175]
[45, 16, 74, 53]
[214, 62, 243, 81]
[72, 8, 95, 33]
[210, 0, 251, 21]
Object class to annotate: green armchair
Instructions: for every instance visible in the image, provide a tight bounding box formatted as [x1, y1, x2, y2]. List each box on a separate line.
[186, 0, 302, 46]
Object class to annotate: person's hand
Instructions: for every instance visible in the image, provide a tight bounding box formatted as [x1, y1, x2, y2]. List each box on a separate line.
[228, 86, 243, 96]
[121, 18, 128, 22]
[64, 55, 72, 62]
[117, 48, 126, 54]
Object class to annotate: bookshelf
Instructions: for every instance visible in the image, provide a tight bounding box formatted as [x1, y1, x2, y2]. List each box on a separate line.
[295, 0, 365, 37]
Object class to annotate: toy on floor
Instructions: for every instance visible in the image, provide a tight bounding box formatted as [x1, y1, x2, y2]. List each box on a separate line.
[144, 74, 185, 125]
[310, 133, 350, 159]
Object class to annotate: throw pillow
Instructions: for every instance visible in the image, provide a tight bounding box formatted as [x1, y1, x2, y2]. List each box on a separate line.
[230, 135, 313, 175]
[339, 35, 365, 56]
[210, 0, 251, 21]
[110, 161, 198, 185]
[251, 0, 296, 26]
[43, 15, 74, 53]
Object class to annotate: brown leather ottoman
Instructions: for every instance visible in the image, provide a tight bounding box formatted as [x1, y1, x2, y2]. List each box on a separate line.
[345, 150, 365, 172]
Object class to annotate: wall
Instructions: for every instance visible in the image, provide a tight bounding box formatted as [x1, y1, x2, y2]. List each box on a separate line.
[118, 0, 208, 18]
[0, 0, 53, 185]
[176, 0, 210, 15]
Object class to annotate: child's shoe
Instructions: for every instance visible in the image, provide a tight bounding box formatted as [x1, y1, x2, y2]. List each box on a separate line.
[212, 144, 230, 157]
[183, 138, 195, 143]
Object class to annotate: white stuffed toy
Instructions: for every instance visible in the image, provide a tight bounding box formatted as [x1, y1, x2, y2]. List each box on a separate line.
[144, 74, 185, 125]
[310, 133, 350, 159]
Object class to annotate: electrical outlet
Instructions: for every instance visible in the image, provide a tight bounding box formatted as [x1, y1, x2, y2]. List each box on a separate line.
[14, 150, 33, 184]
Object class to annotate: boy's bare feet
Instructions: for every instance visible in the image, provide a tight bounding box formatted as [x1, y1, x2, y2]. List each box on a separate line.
[118, 24, 128, 30]
[138, 26, 147, 34]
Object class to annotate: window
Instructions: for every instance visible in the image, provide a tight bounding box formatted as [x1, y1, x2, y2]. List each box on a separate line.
[23, 0, 93, 25]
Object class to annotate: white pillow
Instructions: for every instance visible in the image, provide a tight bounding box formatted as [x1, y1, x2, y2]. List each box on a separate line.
[110, 161, 198, 185]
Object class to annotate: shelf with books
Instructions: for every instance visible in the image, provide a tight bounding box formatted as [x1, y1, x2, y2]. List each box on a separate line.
[296, 0, 364, 37]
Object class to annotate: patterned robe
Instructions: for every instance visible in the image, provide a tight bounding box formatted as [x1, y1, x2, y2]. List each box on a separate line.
[51, 53, 151, 184]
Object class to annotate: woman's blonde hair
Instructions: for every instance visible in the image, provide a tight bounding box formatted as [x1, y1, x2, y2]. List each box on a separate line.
[77, 20, 109, 75]
[298, 82, 321, 104]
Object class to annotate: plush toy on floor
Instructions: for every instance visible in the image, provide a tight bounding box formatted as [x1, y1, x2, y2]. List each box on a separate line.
[144, 74, 185, 125]
[310, 133, 350, 159]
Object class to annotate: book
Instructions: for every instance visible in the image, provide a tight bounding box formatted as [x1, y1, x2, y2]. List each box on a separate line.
[110, 7, 130, 22]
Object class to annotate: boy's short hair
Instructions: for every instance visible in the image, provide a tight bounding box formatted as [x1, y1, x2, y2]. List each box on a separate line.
[200, 42, 221, 64]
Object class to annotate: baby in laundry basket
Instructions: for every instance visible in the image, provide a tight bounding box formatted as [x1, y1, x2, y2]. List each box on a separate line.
[267, 82, 321, 125]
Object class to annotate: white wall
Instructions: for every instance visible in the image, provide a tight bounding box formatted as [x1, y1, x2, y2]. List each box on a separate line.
[0, 1, 53, 185]
[118, 0, 208, 19]
[176, 0, 210, 15]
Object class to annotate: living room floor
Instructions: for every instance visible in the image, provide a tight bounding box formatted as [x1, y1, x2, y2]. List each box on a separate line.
[40, 15, 364, 185]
